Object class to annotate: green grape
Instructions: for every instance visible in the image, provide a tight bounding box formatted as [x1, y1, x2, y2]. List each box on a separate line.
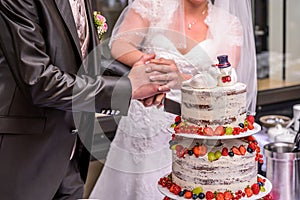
[225, 127, 233, 135]
[214, 151, 222, 159]
[208, 152, 215, 162]
[171, 144, 177, 150]
[192, 187, 203, 195]
[260, 186, 266, 192]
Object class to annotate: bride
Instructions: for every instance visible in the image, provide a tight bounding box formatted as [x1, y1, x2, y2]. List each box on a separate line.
[89, 0, 257, 199]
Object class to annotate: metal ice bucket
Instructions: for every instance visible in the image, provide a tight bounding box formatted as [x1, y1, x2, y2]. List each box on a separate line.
[264, 142, 300, 200]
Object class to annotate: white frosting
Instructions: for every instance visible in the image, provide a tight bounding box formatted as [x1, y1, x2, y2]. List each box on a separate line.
[181, 82, 247, 129]
[172, 138, 258, 192]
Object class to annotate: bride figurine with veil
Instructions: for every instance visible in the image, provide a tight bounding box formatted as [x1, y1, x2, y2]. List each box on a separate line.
[90, 0, 257, 199]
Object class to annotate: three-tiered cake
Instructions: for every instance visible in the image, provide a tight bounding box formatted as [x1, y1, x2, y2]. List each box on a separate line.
[159, 56, 271, 200]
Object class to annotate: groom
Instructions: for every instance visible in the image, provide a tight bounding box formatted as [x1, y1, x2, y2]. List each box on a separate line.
[0, 0, 179, 199]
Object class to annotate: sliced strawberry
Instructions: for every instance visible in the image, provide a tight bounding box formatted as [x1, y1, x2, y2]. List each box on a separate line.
[251, 183, 260, 195]
[232, 146, 241, 155]
[239, 145, 247, 155]
[203, 127, 214, 136]
[221, 147, 229, 156]
[214, 125, 225, 136]
[216, 192, 225, 200]
[169, 184, 176, 193]
[245, 187, 253, 197]
[224, 191, 233, 200]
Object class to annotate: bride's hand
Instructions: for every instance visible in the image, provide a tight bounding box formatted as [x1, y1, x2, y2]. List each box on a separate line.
[140, 93, 166, 108]
[148, 58, 188, 90]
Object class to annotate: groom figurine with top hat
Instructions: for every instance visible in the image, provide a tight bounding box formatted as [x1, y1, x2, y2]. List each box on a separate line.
[214, 55, 237, 87]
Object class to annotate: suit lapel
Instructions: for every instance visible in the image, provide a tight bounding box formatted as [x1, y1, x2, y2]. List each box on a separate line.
[54, 0, 82, 60]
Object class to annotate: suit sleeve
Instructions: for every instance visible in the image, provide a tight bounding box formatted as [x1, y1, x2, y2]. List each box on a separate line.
[0, 0, 132, 115]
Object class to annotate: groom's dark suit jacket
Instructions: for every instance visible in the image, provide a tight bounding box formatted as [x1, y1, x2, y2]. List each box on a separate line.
[0, 0, 131, 199]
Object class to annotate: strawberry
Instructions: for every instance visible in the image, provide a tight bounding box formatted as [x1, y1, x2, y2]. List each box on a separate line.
[251, 183, 260, 195]
[169, 184, 176, 193]
[221, 147, 229, 156]
[175, 144, 184, 152]
[263, 194, 273, 200]
[248, 142, 256, 151]
[174, 126, 180, 133]
[224, 191, 233, 200]
[184, 190, 193, 199]
[246, 115, 255, 124]
[216, 192, 225, 200]
[232, 146, 241, 155]
[175, 116, 181, 123]
[247, 122, 254, 130]
[176, 149, 185, 158]
[239, 145, 247, 155]
[193, 146, 201, 157]
[206, 191, 215, 200]
[163, 196, 171, 200]
[203, 127, 214, 136]
[199, 145, 208, 156]
[173, 185, 181, 195]
[214, 125, 225, 136]
[257, 177, 265, 184]
[245, 187, 253, 197]
[247, 135, 256, 141]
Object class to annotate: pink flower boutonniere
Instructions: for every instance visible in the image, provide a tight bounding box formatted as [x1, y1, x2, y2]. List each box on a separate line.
[93, 11, 108, 40]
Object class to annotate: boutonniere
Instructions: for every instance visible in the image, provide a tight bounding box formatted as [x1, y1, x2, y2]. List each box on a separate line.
[93, 11, 108, 40]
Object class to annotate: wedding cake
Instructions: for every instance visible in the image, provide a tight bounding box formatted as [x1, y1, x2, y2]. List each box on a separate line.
[159, 56, 267, 200]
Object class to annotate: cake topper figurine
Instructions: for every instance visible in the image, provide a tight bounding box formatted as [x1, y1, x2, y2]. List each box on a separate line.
[213, 55, 237, 87]
[185, 55, 237, 89]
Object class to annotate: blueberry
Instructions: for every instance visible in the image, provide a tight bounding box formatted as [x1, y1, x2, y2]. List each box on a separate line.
[188, 150, 194, 156]
[229, 151, 234, 157]
[258, 181, 264, 186]
[192, 194, 198, 199]
[239, 123, 244, 128]
[198, 192, 205, 199]
[247, 147, 253, 153]
[169, 140, 178, 146]
[178, 191, 185, 197]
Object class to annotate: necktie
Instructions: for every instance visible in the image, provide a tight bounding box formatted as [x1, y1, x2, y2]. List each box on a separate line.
[69, 0, 87, 49]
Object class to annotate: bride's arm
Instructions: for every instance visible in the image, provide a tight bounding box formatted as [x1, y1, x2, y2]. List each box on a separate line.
[110, 8, 150, 67]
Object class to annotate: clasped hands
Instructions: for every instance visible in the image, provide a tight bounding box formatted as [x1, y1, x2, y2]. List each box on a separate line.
[128, 54, 187, 107]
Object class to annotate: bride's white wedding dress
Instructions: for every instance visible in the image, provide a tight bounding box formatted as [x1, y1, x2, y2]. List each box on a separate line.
[89, 1, 243, 199]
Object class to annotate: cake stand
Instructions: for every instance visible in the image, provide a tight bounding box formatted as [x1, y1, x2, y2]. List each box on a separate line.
[160, 123, 273, 200]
